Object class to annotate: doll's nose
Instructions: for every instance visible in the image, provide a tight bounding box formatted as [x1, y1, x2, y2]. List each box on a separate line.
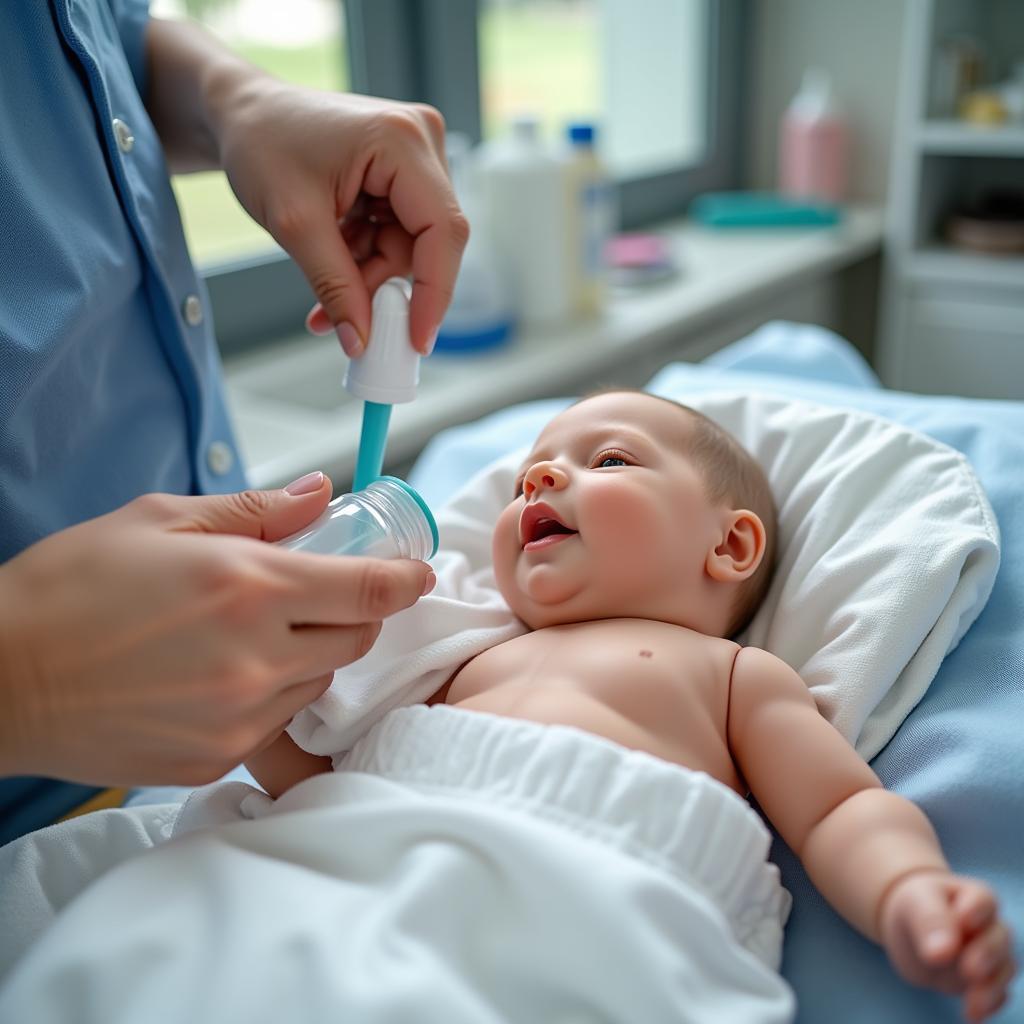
[522, 461, 568, 497]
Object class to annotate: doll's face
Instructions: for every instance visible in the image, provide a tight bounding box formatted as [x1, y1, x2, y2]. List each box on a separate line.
[492, 392, 738, 630]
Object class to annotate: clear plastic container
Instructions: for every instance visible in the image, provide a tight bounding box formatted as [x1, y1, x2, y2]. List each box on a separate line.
[276, 476, 438, 560]
[435, 132, 515, 353]
[476, 115, 571, 327]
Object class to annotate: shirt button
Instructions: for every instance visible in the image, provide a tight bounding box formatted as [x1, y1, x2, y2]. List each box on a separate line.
[182, 294, 204, 327]
[112, 118, 134, 153]
[206, 441, 235, 476]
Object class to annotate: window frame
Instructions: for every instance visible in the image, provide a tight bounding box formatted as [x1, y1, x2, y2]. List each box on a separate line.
[207, 0, 747, 356]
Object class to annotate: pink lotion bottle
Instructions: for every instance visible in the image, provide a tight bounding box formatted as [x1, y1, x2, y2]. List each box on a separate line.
[778, 68, 849, 204]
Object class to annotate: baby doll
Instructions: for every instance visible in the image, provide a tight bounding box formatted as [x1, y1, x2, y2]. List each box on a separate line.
[248, 390, 1015, 1022]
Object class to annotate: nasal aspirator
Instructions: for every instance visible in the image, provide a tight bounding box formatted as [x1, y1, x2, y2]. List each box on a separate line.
[346, 277, 420, 492]
[275, 277, 438, 561]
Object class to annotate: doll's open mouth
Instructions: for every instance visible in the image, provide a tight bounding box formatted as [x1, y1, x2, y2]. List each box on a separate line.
[520, 503, 578, 550]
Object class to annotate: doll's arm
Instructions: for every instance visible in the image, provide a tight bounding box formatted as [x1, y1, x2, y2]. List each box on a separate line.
[728, 648, 1014, 1020]
[729, 647, 950, 937]
[245, 730, 332, 799]
[728, 646, 947, 939]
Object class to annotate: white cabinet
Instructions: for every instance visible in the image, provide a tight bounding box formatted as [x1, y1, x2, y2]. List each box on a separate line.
[895, 283, 1024, 400]
[878, 0, 1024, 399]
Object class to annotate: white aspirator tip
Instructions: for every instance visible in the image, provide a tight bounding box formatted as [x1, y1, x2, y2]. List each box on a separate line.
[343, 277, 420, 404]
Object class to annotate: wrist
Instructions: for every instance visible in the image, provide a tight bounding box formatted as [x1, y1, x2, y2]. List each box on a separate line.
[875, 865, 952, 937]
[146, 18, 273, 170]
[201, 52, 276, 161]
[0, 563, 42, 777]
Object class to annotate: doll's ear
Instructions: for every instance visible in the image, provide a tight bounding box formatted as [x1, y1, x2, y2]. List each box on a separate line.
[705, 510, 766, 583]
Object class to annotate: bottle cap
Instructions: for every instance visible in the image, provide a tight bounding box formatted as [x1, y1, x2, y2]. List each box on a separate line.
[567, 122, 595, 145]
[344, 277, 419, 404]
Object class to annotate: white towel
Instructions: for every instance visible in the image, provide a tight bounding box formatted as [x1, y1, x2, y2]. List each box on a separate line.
[289, 392, 1000, 762]
[0, 706, 794, 1023]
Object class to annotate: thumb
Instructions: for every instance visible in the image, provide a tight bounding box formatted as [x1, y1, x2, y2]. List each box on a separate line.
[282, 209, 371, 358]
[181, 472, 333, 543]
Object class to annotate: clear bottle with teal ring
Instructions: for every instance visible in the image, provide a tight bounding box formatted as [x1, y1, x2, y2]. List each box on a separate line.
[276, 477, 438, 561]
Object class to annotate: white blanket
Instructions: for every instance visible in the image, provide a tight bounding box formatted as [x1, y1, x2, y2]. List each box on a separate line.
[290, 391, 1000, 762]
[0, 706, 793, 1023]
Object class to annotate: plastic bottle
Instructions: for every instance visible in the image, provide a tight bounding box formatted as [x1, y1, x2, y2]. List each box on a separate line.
[562, 122, 613, 316]
[434, 133, 515, 353]
[778, 69, 849, 204]
[476, 116, 571, 328]
[276, 476, 438, 560]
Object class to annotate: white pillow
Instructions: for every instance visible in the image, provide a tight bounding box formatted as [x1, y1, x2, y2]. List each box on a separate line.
[290, 391, 999, 762]
[652, 390, 1000, 759]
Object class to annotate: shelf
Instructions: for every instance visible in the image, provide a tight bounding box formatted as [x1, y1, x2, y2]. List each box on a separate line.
[917, 120, 1024, 156]
[906, 246, 1024, 288]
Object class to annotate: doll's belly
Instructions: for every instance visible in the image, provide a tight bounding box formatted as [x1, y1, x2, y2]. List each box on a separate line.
[448, 683, 742, 796]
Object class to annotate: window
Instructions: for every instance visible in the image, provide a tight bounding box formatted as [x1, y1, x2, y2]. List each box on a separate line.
[153, 0, 743, 352]
[478, 0, 709, 181]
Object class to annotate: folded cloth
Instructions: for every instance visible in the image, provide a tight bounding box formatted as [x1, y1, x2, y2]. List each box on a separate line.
[0, 706, 794, 1023]
[290, 392, 999, 763]
[289, 450, 530, 758]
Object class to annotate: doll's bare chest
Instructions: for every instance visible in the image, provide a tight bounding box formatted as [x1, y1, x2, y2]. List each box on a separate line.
[445, 619, 743, 790]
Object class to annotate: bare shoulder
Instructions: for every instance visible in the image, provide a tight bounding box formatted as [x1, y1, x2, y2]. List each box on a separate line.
[728, 646, 817, 733]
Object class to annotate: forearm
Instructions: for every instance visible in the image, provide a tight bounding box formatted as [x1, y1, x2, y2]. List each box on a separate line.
[144, 18, 270, 173]
[245, 731, 332, 800]
[800, 787, 949, 942]
[0, 572, 42, 777]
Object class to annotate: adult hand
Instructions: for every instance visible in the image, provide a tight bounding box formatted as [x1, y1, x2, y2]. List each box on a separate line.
[0, 474, 433, 788]
[215, 77, 468, 357]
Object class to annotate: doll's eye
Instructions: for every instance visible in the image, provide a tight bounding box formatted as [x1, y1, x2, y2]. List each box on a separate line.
[594, 451, 630, 469]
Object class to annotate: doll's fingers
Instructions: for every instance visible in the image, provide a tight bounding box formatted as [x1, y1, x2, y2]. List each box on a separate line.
[964, 961, 1015, 1023]
[953, 880, 997, 933]
[904, 884, 960, 966]
[962, 921, 1012, 983]
[962, 921, 1011, 983]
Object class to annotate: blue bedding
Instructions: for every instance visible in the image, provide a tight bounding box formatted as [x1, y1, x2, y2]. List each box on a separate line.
[409, 322, 1023, 1023]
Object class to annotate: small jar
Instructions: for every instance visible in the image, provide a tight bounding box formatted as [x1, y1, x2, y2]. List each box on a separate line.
[277, 476, 438, 560]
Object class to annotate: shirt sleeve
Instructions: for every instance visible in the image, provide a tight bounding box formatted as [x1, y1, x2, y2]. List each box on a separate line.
[106, 0, 151, 94]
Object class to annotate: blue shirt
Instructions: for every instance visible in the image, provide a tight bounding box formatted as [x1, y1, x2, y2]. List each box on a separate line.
[1, 0, 249, 843]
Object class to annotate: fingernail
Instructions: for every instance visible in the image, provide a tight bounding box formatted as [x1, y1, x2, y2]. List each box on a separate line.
[305, 307, 332, 336]
[923, 930, 952, 956]
[284, 471, 324, 496]
[337, 321, 363, 358]
[424, 329, 438, 356]
[421, 570, 436, 597]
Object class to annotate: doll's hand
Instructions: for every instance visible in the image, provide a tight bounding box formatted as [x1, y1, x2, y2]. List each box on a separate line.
[879, 870, 1016, 1021]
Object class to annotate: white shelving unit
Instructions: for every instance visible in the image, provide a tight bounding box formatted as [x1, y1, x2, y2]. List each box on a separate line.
[878, 0, 1024, 400]
[916, 120, 1024, 156]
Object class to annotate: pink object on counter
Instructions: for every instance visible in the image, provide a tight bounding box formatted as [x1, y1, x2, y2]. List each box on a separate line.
[779, 69, 849, 204]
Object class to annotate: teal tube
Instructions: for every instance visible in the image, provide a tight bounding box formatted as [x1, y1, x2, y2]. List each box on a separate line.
[354, 401, 392, 492]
